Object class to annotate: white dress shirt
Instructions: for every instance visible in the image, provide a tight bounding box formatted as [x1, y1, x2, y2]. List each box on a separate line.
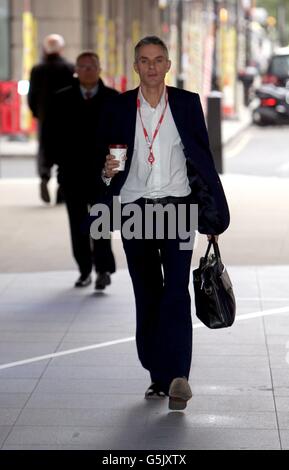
[120, 87, 191, 203]
[80, 83, 99, 99]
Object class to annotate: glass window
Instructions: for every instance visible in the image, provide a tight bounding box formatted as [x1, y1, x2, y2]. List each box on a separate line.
[0, 0, 10, 80]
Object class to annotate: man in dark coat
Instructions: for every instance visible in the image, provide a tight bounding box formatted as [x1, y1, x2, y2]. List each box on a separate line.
[43, 51, 117, 290]
[28, 34, 75, 204]
[101, 36, 230, 410]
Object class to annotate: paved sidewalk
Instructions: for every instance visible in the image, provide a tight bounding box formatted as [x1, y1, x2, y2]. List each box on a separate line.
[222, 107, 251, 145]
[0, 138, 37, 158]
[0, 266, 288, 450]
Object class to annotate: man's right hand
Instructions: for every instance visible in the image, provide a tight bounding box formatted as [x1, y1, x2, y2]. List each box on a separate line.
[104, 154, 120, 178]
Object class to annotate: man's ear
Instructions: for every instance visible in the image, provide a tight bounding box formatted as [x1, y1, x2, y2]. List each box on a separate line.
[133, 62, 139, 75]
[166, 60, 172, 73]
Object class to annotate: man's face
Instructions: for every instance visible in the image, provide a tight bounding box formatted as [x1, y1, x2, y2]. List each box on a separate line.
[134, 44, 171, 88]
[76, 56, 100, 88]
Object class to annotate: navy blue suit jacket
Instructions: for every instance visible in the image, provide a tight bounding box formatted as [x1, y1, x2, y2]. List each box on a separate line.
[99, 86, 230, 234]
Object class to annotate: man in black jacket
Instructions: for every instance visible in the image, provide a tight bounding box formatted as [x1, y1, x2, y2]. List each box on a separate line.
[102, 37, 230, 410]
[28, 34, 74, 204]
[43, 51, 117, 290]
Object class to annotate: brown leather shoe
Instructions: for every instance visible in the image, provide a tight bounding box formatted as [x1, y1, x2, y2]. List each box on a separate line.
[168, 377, 192, 411]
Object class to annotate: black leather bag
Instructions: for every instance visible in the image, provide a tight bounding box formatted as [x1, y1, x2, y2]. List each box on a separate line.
[193, 239, 236, 329]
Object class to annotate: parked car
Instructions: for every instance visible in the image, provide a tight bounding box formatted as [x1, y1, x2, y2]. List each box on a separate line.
[262, 47, 289, 87]
[252, 83, 289, 125]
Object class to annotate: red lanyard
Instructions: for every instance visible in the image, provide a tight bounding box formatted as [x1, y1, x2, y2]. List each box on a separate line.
[137, 88, 169, 166]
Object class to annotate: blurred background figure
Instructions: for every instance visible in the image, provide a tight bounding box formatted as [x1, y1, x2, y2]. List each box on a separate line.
[28, 34, 75, 204]
[42, 51, 117, 290]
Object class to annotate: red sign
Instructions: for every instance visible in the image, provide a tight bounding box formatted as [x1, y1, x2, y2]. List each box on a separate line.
[0, 82, 21, 134]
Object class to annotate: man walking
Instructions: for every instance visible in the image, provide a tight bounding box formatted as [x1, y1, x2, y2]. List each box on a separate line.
[102, 36, 230, 410]
[28, 34, 74, 204]
[43, 52, 117, 290]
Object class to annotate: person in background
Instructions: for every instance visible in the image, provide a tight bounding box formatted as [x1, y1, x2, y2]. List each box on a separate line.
[43, 51, 117, 290]
[28, 34, 75, 204]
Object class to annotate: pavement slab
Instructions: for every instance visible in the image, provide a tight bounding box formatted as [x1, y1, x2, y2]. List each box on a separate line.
[0, 267, 288, 450]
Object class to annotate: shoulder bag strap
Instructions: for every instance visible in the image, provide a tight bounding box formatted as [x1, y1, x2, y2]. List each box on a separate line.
[204, 237, 221, 261]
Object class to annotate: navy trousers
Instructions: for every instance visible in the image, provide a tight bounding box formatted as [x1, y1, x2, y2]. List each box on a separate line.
[121, 199, 194, 394]
[65, 193, 116, 277]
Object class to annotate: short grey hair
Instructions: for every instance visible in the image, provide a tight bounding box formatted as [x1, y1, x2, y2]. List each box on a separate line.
[134, 36, 169, 62]
[43, 34, 65, 55]
[76, 51, 100, 65]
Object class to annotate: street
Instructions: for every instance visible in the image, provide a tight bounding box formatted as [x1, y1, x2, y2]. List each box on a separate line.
[225, 124, 289, 177]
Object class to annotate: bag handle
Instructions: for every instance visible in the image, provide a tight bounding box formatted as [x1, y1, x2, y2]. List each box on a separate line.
[205, 236, 221, 261]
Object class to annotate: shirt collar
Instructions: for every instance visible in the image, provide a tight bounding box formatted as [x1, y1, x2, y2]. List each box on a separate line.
[80, 83, 99, 99]
[139, 85, 167, 109]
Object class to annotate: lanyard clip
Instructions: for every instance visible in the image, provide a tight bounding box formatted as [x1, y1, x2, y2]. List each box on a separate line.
[148, 152, 155, 165]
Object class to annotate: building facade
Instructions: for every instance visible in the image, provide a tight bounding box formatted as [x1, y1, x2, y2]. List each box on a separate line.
[8, 0, 163, 91]
[1, 0, 259, 123]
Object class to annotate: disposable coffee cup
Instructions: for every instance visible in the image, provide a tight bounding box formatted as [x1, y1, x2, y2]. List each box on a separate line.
[109, 144, 128, 172]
